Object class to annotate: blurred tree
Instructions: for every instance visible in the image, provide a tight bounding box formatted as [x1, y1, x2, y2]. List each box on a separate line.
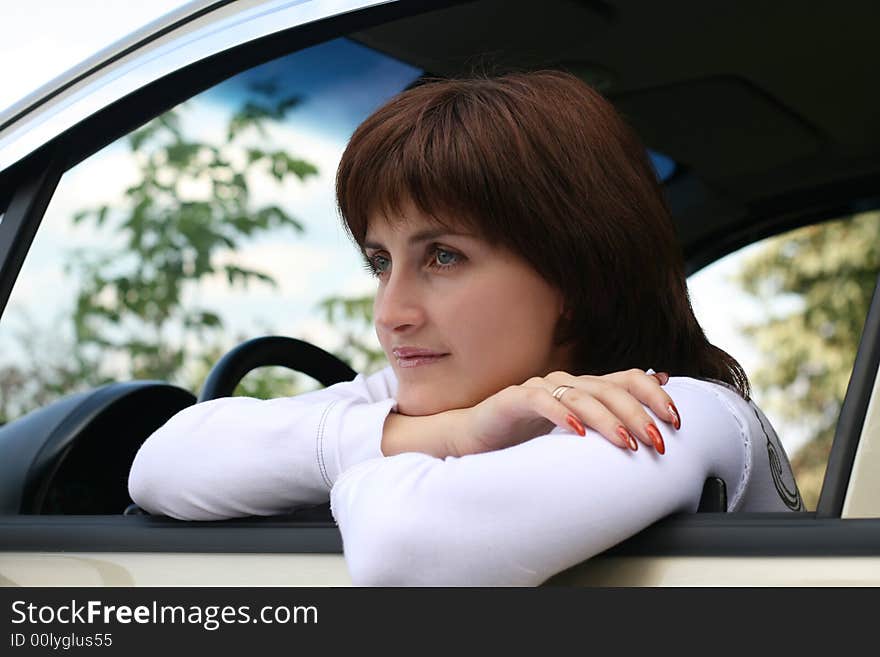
[0, 82, 329, 424]
[736, 211, 880, 509]
[64, 83, 318, 389]
[0, 309, 109, 424]
[316, 293, 386, 374]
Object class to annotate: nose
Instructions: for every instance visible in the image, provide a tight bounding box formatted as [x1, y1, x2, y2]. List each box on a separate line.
[374, 268, 425, 333]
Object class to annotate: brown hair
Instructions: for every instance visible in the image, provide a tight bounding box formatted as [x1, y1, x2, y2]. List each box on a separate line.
[336, 70, 749, 398]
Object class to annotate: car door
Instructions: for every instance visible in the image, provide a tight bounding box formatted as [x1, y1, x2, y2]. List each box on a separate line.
[2, 0, 880, 586]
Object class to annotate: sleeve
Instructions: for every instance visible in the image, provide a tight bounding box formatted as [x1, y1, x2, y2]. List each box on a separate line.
[329, 378, 751, 586]
[128, 367, 398, 520]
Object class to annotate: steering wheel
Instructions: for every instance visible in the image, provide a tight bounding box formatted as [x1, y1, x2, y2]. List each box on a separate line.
[198, 336, 358, 402]
[120, 337, 358, 517]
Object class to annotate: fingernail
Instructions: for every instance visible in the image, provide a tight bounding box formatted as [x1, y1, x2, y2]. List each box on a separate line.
[667, 402, 681, 430]
[566, 414, 586, 436]
[651, 371, 670, 385]
[617, 425, 638, 451]
[646, 423, 665, 455]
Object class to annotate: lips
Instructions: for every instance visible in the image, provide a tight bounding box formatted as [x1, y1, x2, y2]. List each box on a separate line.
[392, 347, 449, 369]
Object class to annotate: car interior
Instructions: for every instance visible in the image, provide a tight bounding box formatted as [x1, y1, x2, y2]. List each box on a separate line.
[0, 0, 878, 564]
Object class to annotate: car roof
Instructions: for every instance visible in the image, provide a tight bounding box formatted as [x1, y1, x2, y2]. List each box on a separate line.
[0, 0, 382, 176]
[0, 0, 217, 133]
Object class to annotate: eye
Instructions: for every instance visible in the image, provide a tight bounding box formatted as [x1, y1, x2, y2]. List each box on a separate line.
[436, 249, 455, 265]
[362, 253, 389, 277]
[429, 246, 462, 270]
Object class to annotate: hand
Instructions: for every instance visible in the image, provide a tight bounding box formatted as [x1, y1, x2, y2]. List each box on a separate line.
[456, 369, 680, 457]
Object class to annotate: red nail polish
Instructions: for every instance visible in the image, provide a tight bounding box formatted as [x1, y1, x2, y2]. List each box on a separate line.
[667, 402, 681, 430]
[566, 414, 586, 436]
[646, 423, 665, 455]
[617, 426, 638, 451]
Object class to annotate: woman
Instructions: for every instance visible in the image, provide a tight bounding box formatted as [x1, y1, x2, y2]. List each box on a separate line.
[129, 71, 802, 585]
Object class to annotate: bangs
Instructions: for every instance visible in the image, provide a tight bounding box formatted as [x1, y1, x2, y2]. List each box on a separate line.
[336, 80, 518, 249]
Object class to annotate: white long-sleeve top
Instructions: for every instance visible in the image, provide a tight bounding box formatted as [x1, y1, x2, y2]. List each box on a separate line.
[128, 366, 803, 586]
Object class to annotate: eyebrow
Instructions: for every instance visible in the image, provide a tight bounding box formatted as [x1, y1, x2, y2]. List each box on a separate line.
[362, 228, 474, 250]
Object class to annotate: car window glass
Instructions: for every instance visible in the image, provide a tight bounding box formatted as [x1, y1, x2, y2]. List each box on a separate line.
[648, 150, 676, 182]
[0, 37, 421, 425]
[688, 211, 880, 510]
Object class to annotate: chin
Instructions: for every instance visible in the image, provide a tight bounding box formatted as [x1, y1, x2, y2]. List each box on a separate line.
[395, 397, 443, 417]
[394, 387, 456, 416]
[396, 383, 483, 416]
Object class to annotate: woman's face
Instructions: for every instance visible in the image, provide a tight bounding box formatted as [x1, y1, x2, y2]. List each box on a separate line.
[365, 200, 574, 416]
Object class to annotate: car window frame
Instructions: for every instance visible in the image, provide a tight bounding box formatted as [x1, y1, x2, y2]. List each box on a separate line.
[819, 270, 880, 518]
[0, 148, 65, 322]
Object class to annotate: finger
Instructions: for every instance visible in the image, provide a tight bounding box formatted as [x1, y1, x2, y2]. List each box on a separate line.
[608, 368, 669, 386]
[532, 372, 672, 451]
[522, 387, 630, 449]
[570, 379, 668, 453]
[534, 387, 637, 451]
[599, 369, 680, 430]
[517, 387, 585, 437]
[540, 373, 642, 450]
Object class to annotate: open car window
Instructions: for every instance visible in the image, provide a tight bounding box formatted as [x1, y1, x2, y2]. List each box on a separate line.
[688, 211, 880, 510]
[0, 37, 421, 429]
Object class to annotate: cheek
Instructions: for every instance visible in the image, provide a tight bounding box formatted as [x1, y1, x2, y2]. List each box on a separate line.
[373, 294, 384, 340]
[445, 277, 552, 355]
[460, 292, 509, 338]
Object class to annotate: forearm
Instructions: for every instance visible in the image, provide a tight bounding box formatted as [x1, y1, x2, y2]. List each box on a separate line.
[129, 369, 398, 520]
[336, 432, 695, 586]
[333, 379, 749, 586]
[380, 408, 471, 458]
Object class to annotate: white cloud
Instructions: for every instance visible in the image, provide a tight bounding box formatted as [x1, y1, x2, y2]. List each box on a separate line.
[193, 241, 335, 301]
[338, 269, 379, 298]
[292, 316, 348, 352]
[4, 262, 67, 301]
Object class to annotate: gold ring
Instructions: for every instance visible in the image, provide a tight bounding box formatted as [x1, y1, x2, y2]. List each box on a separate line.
[551, 385, 574, 401]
